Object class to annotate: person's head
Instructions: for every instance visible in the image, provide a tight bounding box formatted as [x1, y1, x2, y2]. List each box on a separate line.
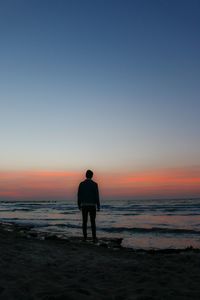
[86, 169, 93, 179]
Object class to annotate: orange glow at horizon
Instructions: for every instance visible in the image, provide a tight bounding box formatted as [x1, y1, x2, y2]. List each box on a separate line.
[0, 167, 200, 200]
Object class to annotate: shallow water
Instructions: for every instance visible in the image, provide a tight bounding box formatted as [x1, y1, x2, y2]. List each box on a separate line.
[0, 198, 200, 249]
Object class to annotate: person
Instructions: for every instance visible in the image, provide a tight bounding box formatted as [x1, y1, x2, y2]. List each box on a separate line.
[78, 170, 100, 242]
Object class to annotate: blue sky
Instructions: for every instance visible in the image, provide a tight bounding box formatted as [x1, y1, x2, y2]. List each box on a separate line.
[0, 0, 200, 173]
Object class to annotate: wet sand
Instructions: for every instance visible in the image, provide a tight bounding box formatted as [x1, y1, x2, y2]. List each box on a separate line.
[0, 224, 200, 300]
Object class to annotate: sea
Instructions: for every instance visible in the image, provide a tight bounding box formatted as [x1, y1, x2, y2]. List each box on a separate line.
[0, 198, 200, 250]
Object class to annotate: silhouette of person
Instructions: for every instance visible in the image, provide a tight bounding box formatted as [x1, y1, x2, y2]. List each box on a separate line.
[78, 170, 100, 242]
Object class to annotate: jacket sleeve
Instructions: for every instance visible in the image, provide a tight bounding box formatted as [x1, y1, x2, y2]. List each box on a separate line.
[96, 183, 100, 209]
[77, 183, 81, 208]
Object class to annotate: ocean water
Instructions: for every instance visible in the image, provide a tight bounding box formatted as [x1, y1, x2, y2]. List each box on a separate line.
[0, 199, 200, 250]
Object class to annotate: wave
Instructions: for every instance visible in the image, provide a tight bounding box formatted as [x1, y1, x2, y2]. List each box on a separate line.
[101, 226, 200, 235]
[53, 223, 81, 229]
[10, 208, 34, 212]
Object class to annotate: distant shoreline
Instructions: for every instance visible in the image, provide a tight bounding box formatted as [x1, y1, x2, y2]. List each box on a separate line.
[0, 197, 200, 202]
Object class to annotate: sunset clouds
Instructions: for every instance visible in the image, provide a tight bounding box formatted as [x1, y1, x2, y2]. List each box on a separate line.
[0, 167, 200, 200]
[0, 171, 80, 200]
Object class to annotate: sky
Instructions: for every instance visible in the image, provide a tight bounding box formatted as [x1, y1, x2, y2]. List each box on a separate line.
[0, 0, 200, 200]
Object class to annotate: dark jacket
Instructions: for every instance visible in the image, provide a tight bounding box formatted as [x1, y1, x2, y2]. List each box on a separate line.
[78, 179, 100, 209]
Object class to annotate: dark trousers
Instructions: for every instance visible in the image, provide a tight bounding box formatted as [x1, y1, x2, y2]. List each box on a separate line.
[81, 206, 96, 240]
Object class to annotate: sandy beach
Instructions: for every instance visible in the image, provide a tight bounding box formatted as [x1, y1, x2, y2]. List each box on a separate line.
[0, 224, 200, 300]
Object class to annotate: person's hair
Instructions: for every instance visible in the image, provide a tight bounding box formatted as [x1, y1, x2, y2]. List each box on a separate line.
[86, 170, 93, 179]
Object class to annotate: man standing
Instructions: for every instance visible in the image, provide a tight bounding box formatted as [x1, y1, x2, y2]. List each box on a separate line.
[78, 170, 100, 242]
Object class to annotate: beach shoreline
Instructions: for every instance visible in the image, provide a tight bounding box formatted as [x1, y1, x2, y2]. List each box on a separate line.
[1, 221, 200, 253]
[1, 199, 200, 251]
[1, 223, 200, 299]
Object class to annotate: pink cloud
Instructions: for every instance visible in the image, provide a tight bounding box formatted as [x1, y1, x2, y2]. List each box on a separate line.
[0, 166, 200, 200]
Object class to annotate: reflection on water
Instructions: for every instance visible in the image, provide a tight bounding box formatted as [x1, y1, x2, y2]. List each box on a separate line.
[122, 235, 200, 250]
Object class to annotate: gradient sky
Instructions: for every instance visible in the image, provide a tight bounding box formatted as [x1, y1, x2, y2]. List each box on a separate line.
[0, 0, 200, 200]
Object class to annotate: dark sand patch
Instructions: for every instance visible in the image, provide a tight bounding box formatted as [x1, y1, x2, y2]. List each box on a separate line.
[0, 224, 200, 299]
